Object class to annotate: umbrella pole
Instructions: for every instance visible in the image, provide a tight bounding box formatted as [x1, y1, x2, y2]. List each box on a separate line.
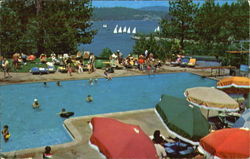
[207, 110, 210, 118]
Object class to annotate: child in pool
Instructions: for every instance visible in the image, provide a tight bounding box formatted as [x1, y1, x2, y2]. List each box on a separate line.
[86, 95, 93, 102]
[32, 98, 40, 109]
[1, 125, 10, 142]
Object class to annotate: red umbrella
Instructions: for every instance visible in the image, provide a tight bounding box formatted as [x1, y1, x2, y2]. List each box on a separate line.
[90, 117, 158, 159]
[27, 55, 36, 61]
[199, 128, 250, 159]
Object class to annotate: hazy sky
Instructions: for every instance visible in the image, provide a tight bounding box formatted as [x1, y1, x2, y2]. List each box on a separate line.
[92, 0, 237, 8]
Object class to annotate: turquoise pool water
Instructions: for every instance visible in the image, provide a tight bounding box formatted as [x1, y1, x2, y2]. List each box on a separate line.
[0, 73, 216, 152]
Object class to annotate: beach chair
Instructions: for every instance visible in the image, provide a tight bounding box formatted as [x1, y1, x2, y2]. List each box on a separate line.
[48, 66, 56, 73]
[171, 57, 182, 66]
[180, 58, 189, 67]
[239, 64, 249, 76]
[187, 58, 196, 67]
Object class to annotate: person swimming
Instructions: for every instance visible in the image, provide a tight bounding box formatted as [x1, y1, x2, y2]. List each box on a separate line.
[43, 82, 47, 87]
[86, 95, 93, 102]
[1, 125, 10, 142]
[56, 81, 61, 86]
[89, 78, 94, 85]
[32, 98, 40, 109]
[58, 108, 74, 118]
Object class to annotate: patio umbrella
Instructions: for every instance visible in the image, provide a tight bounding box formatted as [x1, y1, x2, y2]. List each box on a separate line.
[27, 55, 36, 61]
[184, 87, 239, 112]
[199, 128, 250, 159]
[155, 95, 210, 145]
[89, 117, 158, 159]
[217, 76, 250, 94]
[233, 108, 250, 128]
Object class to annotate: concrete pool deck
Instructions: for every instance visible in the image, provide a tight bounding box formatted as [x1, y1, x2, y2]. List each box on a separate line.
[0, 65, 232, 158]
[3, 109, 177, 159]
[0, 65, 227, 85]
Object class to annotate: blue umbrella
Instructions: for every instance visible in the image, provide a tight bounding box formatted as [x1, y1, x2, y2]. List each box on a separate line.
[233, 109, 250, 128]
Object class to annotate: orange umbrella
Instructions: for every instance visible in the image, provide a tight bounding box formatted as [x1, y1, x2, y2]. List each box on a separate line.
[217, 76, 250, 94]
[27, 55, 36, 61]
[199, 128, 250, 159]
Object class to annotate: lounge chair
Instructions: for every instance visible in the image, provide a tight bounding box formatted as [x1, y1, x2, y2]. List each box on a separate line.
[171, 57, 182, 66]
[30, 67, 49, 75]
[48, 66, 56, 73]
[165, 141, 194, 158]
[240, 64, 249, 76]
[187, 58, 196, 67]
[180, 58, 190, 67]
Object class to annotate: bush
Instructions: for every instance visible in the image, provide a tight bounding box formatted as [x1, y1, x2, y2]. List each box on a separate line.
[99, 48, 113, 58]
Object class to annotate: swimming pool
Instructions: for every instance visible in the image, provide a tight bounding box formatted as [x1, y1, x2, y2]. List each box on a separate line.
[0, 73, 216, 152]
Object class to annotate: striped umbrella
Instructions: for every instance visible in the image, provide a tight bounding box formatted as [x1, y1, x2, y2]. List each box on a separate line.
[217, 76, 250, 94]
[184, 87, 239, 112]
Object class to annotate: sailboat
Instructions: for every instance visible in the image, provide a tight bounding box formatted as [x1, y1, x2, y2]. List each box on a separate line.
[102, 24, 108, 28]
[127, 27, 131, 34]
[132, 27, 136, 34]
[154, 26, 160, 32]
[123, 26, 127, 33]
[118, 27, 122, 33]
[113, 26, 118, 34]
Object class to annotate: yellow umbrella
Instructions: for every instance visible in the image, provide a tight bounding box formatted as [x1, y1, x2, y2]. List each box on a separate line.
[217, 76, 250, 94]
[184, 87, 239, 112]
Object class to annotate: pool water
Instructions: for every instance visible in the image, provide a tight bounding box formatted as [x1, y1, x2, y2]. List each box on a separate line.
[0, 73, 216, 152]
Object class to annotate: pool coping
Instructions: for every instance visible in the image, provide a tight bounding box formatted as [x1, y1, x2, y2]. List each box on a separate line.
[2, 108, 154, 157]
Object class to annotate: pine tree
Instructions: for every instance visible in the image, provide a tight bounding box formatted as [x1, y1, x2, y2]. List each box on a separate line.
[0, 0, 96, 56]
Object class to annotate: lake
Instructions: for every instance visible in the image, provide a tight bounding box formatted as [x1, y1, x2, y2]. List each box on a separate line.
[78, 20, 159, 56]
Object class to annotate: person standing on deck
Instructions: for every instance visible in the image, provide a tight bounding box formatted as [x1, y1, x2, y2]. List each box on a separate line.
[2, 58, 11, 78]
[88, 53, 95, 73]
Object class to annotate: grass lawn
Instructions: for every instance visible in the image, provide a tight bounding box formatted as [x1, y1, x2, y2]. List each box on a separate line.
[8, 58, 54, 73]
[1, 57, 110, 73]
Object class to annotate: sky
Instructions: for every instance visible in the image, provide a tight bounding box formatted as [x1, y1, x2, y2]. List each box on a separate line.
[91, 0, 237, 8]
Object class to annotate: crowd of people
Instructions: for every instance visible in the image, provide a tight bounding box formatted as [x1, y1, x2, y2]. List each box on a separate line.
[109, 50, 162, 74]
[0, 49, 164, 79]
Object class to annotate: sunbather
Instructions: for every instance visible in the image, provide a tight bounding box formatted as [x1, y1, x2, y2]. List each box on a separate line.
[42, 146, 53, 159]
[152, 130, 166, 144]
[152, 130, 167, 159]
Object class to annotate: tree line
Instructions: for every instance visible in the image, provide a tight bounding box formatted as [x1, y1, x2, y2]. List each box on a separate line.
[0, 0, 96, 57]
[92, 7, 167, 21]
[133, 0, 249, 66]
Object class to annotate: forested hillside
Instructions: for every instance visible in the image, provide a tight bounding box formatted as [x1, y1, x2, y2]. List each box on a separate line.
[92, 7, 169, 21]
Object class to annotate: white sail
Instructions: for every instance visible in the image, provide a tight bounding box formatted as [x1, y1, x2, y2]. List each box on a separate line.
[156, 26, 160, 32]
[118, 27, 122, 33]
[155, 26, 160, 32]
[113, 26, 118, 34]
[132, 27, 136, 34]
[123, 26, 127, 33]
[127, 27, 131, 34]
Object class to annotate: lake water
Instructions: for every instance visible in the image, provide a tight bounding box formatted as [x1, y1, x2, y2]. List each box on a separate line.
[79, 20, 159, 56]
